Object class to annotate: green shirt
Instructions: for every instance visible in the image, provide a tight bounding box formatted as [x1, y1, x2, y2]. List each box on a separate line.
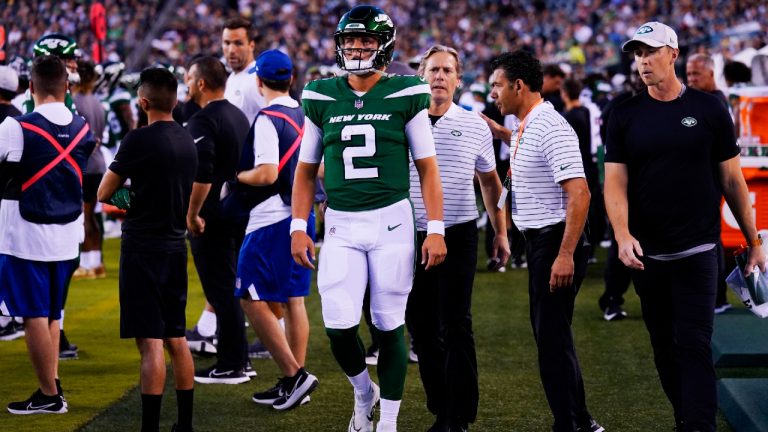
[22, 90, 77, 114]
[302, 74, 431, 211]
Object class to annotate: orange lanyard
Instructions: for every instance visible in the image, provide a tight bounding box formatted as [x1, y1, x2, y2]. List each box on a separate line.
[507, 98, 544, 177]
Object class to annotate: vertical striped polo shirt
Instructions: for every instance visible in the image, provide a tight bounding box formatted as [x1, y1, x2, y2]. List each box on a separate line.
[510, 101, 585, 230]
[409, 103, 496, 230]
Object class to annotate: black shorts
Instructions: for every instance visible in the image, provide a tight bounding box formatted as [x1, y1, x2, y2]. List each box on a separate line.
[83, 173, 103, 204]
[119, 249, 188, 339]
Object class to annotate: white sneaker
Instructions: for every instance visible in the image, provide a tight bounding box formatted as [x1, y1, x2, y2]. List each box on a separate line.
[348, 382, 380, 432]
[365, 349, 379, 366]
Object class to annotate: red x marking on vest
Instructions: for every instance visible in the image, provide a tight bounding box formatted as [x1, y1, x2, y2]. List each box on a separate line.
[19, 121, 90, 191]
[261, 110, 305, 172]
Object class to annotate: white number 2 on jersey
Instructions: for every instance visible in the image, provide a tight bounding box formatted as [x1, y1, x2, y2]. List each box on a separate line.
[341, 124, 379, 179]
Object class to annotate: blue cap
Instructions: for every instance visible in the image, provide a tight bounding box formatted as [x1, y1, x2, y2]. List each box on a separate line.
[248, 49, 293, 81]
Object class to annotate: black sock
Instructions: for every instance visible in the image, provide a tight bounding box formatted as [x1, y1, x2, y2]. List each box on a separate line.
[141, 393, 163, 432]
[176, 389, 194, 431]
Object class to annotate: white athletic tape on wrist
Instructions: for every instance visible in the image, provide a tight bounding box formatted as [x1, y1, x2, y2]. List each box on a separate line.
[290, 218, 308, 234]
[427, 220, 445, 236]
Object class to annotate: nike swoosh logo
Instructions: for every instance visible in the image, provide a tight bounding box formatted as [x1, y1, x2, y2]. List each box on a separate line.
[194, 136, 205, 143]
[559, 164, 572, 170]
[387, 224, 402, 231]
[210, 369, 231, 377]
[28, 402, 56, 410]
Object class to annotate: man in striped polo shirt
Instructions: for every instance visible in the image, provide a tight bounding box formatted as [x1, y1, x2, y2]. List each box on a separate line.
[487, 51, 603, 432]
[406, 45, 509, 432]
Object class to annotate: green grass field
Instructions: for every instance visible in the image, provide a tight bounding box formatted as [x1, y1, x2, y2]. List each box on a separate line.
[0, 237, 753, 431]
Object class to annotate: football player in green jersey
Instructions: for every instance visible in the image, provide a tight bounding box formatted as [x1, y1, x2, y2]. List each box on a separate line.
[291, 5, 446, 432]
[22, 33, 80, 114]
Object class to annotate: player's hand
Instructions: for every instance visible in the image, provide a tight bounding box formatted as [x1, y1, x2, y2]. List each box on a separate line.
[187, 215, 205, 236]
[616, 233, 644, 270]
[291, 231, 316, 270]
[109, 187, 133, 210]
[549, 253, 575, 291]
[490, 233, 511, 270]
[479, 112, 512, 143]
[745, 244, 767, 277]
[421, 234, 447, 270]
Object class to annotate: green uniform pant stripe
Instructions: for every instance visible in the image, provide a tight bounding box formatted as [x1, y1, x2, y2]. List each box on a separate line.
[326, 325, 367, 377]
[374, 325, 407, 400]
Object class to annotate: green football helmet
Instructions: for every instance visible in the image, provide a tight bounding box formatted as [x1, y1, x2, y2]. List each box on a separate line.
[334, 5, 396, 74]
[33, 33, 80, 59]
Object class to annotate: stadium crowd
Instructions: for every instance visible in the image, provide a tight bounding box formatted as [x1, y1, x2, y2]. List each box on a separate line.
[1, 1, 767, 432]
[2, 0, 766, 84]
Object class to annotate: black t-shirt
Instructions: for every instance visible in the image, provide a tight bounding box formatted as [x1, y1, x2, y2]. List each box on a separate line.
[0, 103, 21, 123]
[543, 91, 565, 113]
[176, 100, 201, 126]
[563, 105, 597, 187]
[186, 99, 250, 230]
[605, 88, 739, 255]
[110, 121, 198, 251]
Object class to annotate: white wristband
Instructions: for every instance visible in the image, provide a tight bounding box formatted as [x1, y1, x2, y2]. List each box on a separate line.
[289, 218, 308, 235]
[427, 220, 445, 236]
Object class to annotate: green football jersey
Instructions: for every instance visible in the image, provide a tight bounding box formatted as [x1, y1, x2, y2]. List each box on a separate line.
[22, 89, 77, 114]
[302, 74, 430, 211]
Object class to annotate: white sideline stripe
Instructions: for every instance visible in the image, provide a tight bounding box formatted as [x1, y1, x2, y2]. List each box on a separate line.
[384, 84, 431, 98]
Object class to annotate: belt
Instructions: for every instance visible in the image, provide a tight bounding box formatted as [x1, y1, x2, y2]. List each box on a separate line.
[521, 222, 565, 240]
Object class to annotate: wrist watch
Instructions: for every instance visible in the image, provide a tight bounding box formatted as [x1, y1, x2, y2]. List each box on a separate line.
[749, 234, 763, 248]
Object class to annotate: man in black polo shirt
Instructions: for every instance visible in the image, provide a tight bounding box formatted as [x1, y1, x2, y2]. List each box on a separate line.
[98, 68, 198, 432]
[183, 55, 252, 384]
[605, 22, 766, 432]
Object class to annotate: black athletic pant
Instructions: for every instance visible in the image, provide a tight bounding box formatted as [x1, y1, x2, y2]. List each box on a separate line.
[407, 221, 479, 425]
[632, 248, 718, 432]
[599, 239, 632, 311]
[189, 231, 247, 370]
[524, 222, 592, 432]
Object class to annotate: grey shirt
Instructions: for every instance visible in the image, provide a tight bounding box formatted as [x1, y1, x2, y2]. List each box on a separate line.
[73, 93, 106, 174]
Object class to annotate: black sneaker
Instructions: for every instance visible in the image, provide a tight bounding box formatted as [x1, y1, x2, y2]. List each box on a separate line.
[243, 361, 257, 378]
[252, 378, 286, 405]
[55, 378, 67, 408]
[7, 389, 67, 415]
[576, 419, 605, 432]
[193, 365, 250, 384]
[186, 326, 217, 356]
[59, 330, 78, 360]
[603, 305, 627, 322]
[272, 368, 318, 411]
[0, 320, 24, 341]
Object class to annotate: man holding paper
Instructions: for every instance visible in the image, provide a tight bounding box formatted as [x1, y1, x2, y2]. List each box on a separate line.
[604, 21, 767, 432]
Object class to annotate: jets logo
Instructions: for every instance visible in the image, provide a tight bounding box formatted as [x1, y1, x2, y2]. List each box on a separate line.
[39, 38, 70, 49]
[374, 13, 393, 27]
[451, 130, 462, 137]
[681, 117, 697, 127]
[636, 25, 654, 35]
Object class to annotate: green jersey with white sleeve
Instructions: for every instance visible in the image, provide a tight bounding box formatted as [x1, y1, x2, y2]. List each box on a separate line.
[301, 74, 434, 211]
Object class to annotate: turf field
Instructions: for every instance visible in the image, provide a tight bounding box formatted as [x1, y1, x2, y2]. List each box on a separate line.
[1, 237, 749, 431]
